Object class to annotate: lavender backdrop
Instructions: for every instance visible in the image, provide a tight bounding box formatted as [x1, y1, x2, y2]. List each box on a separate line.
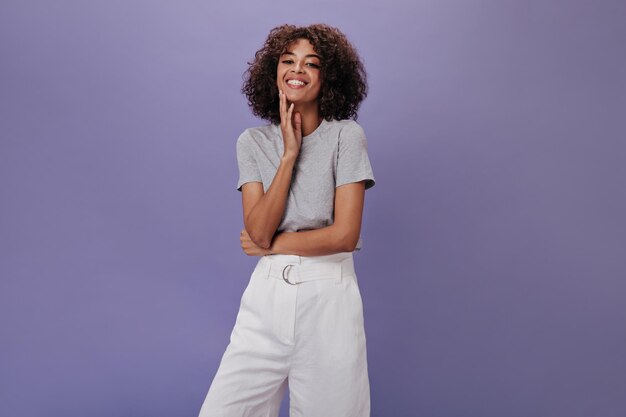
[1, 1, 625, 416]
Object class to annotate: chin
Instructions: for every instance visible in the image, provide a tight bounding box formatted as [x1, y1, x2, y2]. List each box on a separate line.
[287, 95, 314, 104]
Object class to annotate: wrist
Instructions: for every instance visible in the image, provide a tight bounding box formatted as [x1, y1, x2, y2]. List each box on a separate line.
[280, 154, 297, 165]
[267, 232, 283, 255]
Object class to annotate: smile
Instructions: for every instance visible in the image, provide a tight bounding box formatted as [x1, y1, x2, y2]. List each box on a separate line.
[286, 79, 307, 89]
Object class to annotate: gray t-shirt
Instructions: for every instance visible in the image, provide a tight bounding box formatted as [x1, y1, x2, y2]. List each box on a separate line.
[235, 118, 375, 251]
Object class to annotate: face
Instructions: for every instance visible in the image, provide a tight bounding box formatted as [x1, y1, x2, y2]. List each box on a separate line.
[276, 38, 322, 105]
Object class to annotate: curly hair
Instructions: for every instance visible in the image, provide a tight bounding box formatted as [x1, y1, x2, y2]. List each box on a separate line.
[241, 23, 368, 124]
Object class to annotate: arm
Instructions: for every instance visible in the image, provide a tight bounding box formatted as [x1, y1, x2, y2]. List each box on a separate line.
[241, 154, 297, 249]
[267, 181, 366, 256]
[241, 89, 304, 249]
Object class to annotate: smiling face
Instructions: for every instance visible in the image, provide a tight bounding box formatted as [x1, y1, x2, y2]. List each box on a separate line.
[276, 38, 322, 105]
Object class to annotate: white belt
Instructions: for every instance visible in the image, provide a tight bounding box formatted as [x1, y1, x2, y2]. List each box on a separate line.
[256, 254, 355, 285]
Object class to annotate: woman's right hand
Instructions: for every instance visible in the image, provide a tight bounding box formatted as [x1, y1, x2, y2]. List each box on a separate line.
[279, 89, 302, 160]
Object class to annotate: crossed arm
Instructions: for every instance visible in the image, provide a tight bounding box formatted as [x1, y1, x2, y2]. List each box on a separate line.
[239, 155, 366, 257]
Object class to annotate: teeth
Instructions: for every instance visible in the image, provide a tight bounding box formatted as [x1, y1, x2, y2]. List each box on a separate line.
[287, 80, 305, 85]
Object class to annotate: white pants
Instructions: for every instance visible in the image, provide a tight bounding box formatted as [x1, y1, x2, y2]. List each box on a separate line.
[198, 251, 370, 417]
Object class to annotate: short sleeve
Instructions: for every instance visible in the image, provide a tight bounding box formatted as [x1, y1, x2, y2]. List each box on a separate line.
[336, 121, 376, 190]
[235, 131, 263, 192]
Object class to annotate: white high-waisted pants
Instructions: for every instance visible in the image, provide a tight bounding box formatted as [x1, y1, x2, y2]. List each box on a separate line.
[197, 251, 370, 417]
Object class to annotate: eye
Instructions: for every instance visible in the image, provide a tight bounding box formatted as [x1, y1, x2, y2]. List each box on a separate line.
[281, 60, 320, 68]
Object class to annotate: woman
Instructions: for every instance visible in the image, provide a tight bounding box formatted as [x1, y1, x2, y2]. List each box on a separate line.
[198, 23, 376, 417]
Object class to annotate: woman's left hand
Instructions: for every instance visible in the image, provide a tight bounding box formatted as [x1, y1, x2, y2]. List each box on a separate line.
[240, 228, 272, 256]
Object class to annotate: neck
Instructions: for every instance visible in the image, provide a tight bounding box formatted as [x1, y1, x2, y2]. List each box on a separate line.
[292, 102, 322, 137]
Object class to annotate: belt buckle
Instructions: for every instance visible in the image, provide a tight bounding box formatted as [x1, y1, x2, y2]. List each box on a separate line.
[282, 264, 300, 285]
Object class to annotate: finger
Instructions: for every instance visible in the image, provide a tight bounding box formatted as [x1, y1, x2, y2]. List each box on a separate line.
[294, 112, 301, 134]
[283, 102, 291, 131]
[280, 90, 285, 123]
[283, 94, 290, 125]
[287, 102, 294, 123]
[283, 94, 288, 125]
[282, 94, 289, 126]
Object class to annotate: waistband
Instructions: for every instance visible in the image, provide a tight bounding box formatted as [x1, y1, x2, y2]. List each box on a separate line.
[254, 252, 355, 285]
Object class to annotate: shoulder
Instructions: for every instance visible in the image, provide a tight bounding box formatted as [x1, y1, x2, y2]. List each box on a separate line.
[328, 118, 360, 130]
[332, 119, 364, 136]
[237, 123, 279, 145]
[320, 118, 364, 139]
[334, 119, 367, 146]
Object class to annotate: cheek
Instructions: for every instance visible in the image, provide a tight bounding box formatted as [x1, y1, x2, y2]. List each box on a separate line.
[315, 76, 322, 90]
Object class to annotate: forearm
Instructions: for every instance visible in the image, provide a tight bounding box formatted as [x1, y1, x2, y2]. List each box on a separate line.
[246, 156, 296, 248]
[268, 224, 354, 256]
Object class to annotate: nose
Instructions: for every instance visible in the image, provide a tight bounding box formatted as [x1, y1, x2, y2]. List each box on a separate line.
[291, 62, 305, 73]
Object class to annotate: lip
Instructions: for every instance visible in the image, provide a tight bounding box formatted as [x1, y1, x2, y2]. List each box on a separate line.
[285, 81, 306, 90]
[284, 78, 308, 91]
[285, 76, 308, 84]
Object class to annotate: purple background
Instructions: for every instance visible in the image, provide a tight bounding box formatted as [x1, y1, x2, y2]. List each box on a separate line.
[1, 1, 625, 416]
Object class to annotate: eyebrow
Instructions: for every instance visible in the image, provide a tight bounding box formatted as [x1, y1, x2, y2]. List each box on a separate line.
[281, 51, 322, 60]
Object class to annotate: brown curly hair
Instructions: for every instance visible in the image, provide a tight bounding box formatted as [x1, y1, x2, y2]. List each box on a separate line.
[241, 23, 368, 124]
